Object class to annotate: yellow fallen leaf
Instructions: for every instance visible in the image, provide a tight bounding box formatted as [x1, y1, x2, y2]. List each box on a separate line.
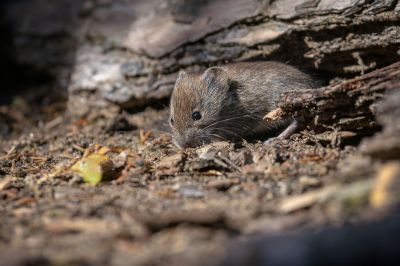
[370, 162, 400, 209]
[98, 146, 111, 155]
[71, 153, 114, 185]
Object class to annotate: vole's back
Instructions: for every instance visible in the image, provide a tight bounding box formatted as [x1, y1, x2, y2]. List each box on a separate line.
[222, 62, 317, 112]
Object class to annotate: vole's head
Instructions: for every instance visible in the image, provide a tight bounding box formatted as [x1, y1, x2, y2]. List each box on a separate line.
[170, 67, 236, 148]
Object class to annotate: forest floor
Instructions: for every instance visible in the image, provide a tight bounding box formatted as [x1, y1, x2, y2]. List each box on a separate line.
[0, 87, 398, 266]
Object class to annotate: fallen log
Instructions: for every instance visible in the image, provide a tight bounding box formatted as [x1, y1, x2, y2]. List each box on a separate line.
[267, 61, 400, 137]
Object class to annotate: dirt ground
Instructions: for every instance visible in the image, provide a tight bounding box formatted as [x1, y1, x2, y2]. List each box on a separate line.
[1, 89, 398, 266]
[1, 0, 400, 264]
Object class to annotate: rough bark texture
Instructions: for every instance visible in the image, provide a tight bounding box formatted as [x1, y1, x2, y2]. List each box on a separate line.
[269, 62, 400, 139]
[65, 0, 400, 117]
[360, 89, 400, 159]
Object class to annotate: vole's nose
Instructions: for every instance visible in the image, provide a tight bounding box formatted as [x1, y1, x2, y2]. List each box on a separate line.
[177, 139, 192, 149]
[172, 137, 185, 149]
[175, 135, 195, 149]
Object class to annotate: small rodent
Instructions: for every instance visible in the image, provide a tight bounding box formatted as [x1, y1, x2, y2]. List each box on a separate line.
[169, 61, 318, 148]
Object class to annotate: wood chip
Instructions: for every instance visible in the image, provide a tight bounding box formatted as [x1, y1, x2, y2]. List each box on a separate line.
[314, 131, 357, 141]
[206, 179, 240, 190]
[0, 176, 13, 191]
[263, 108, 284, 121]
[43, 218, 121, 234]
[277, 185, 339, 214]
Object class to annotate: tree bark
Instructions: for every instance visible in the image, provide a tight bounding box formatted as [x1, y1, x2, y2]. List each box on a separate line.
[65, 0, 400, 117]
[265, 62, 400, 138]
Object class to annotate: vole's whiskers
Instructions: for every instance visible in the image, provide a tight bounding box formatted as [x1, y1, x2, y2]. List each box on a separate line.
[209, 133, 229, 142]
[209, 127, 246, 142]
[202, 114, 258, 131]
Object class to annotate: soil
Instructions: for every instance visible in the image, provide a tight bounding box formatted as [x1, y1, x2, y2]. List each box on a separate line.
[1, 1, 400, 265]
[1, 89, 396, 266]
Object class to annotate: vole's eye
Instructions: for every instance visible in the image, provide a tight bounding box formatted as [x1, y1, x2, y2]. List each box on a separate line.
[170, 117, 174, 125]
[192, 111, 202, 121]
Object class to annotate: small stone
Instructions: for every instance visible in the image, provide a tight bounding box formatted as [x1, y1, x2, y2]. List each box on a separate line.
[134, 159, 145, 167]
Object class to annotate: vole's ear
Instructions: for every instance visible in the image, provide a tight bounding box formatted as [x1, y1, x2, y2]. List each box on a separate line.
[202, 67, 229, 89]
[175, 70, 187, 84]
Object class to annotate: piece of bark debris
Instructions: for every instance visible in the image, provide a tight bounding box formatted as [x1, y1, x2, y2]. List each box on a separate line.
[277, 185, 339, 214]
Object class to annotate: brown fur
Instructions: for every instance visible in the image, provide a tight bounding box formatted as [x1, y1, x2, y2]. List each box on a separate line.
[170, 61, 317, 148]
